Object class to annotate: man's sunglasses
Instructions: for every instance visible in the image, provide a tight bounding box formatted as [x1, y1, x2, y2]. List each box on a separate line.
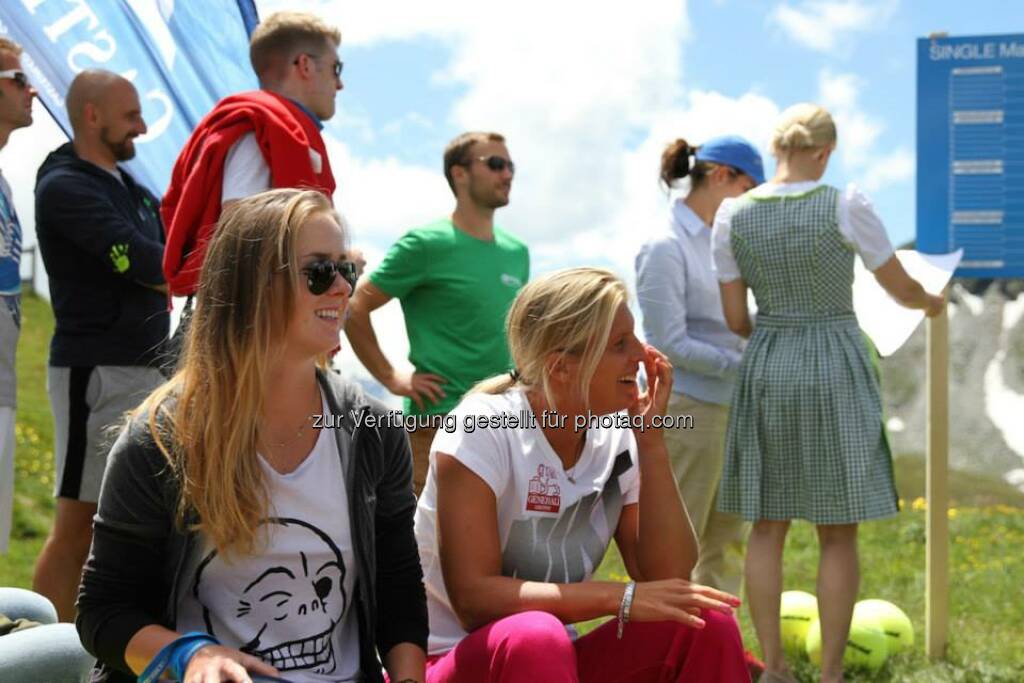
[473, 155, 515, 175]
[302, 259, 357, 295]
[294, 54, 343, 78]
[0, 70, 30, 89]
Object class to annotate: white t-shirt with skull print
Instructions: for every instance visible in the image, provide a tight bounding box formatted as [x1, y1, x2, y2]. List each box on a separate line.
[176, 393, 359, 681]
[414, 388, 641, 656]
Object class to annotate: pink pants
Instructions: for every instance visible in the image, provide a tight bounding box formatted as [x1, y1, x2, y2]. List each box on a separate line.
[424, 609, 750, 683]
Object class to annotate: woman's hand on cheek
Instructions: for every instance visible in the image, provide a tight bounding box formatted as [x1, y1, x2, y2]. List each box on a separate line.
[630, 345, 673, 430]
[644, 345, 673, 416]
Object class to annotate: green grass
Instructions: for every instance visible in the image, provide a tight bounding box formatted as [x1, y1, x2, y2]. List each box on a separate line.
[2, 292, 56, 587]
[587, 496, 1024, 681]
[4, 292, 1024, 681]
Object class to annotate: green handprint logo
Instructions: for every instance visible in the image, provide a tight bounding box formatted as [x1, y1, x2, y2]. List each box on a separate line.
[109, 243, 130, 274]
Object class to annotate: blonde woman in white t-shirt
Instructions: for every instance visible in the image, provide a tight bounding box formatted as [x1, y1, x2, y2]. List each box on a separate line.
[413, 267, 751, 683]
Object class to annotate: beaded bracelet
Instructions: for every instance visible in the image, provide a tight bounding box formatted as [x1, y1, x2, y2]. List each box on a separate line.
[616, 581, 637, 640]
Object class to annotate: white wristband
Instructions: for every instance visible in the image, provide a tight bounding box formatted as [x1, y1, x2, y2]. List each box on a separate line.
[616, 581, 637, 639]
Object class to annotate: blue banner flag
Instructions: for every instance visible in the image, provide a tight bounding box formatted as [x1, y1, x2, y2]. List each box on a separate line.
[0, 0, 260, 195]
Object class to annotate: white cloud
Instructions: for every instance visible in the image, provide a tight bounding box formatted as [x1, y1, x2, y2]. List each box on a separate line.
[378, 111, 433, 139]
[860, 147, 913, 192]
[601, 89, 782, 278]
[430, 1, 690, 255]
[324, 138, 450, 246]
[815, 67, 914, 192]
[835, 110, 882, 169]
[768, 0, 898, 53]
[818, 70, 861, 110]
[818, 69, 883, 169]
[294, 0, 474, 47]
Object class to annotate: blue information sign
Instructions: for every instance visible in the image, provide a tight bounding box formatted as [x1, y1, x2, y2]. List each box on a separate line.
[917, 33, 1024, 278]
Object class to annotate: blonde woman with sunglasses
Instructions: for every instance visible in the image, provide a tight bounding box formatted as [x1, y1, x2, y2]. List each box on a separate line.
[76, 189, 428, 683]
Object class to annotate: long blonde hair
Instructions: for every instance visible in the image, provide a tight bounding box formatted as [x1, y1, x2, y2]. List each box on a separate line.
[473, 267, 627, 410]
[770, 102, 837, 157]
[138, 189, 340, 556]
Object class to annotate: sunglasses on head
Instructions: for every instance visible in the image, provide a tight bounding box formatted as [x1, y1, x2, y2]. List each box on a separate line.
[302, 259, 357, 295]
[0, 70, 30, 89]
[473, 155, 515, 174]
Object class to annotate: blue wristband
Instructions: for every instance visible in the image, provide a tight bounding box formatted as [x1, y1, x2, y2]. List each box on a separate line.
[138, 632, 219, 683]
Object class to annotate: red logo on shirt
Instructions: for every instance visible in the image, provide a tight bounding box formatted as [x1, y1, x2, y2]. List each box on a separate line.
[526, 464, 561, 513]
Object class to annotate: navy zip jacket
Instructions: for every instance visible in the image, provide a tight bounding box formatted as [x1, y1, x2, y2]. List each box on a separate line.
[76, 370, 429, 682]
[35, 142, 168, 367]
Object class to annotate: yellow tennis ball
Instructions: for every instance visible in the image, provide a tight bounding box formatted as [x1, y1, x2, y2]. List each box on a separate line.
[805, 617, 889, 672]
[853, 599, 914, 654]
[780, 590, 818, 657]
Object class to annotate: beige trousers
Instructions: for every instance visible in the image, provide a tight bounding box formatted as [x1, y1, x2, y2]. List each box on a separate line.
[663, 392, 748, 596]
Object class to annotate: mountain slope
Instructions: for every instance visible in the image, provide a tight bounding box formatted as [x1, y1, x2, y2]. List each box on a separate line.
[881, 282, 1024, 489]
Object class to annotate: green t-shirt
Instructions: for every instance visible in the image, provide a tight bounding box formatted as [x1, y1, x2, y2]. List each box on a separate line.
[370, 219, 529, 415]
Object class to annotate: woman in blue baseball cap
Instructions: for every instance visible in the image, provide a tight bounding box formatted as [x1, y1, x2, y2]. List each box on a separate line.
[635, 134, 764, 626]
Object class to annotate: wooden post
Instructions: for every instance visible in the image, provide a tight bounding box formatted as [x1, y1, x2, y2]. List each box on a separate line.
[925, 302, 949, 658]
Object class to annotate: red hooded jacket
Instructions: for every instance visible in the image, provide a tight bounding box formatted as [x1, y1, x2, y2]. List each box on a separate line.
[161, 90, 335, 296]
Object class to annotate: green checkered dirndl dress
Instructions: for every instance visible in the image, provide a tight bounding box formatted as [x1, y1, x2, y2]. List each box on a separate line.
[717, 185, 898, 524]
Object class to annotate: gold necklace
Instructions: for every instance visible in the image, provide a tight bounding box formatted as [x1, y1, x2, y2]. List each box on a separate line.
[263, 381, 320, 450]
[265, 414, 314, 449]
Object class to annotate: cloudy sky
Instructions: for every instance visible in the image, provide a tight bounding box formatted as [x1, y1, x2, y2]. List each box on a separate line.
[1, 0, 1020, 389]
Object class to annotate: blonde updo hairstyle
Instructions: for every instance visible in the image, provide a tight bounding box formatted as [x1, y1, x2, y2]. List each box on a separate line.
[770, 103, 837, 158]
[473, 267, 628, 412]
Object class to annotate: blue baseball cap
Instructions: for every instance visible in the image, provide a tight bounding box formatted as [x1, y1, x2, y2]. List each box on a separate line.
[694, 135, 766, 185]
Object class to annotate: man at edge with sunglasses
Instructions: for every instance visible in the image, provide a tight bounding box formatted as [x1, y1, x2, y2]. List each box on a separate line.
[32, 69, 169, 624]
[0, 37, 37, 557]
[0, 43, 96, 680]
[346, 131, 529, 496]
[162, 11, 347, 303]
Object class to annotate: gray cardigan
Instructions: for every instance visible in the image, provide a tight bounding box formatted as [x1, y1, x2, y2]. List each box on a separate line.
[76, 370, 427, 683]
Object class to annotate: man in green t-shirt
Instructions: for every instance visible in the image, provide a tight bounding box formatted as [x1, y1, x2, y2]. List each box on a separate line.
[346, 131, 529, 494]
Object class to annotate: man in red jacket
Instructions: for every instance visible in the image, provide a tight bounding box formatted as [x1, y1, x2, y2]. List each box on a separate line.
[162, 10, 344, 299]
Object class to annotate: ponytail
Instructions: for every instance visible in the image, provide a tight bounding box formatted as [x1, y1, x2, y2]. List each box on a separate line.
[469, 268, 627, 412]
[471, 373, 517, 396]
[659, 138, 693, 189]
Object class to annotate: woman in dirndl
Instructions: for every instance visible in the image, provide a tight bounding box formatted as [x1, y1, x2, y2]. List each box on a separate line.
[711, 103, 944, 683]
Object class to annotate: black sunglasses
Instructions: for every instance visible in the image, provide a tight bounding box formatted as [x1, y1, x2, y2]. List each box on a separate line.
[294, 53, 343, 78]
[473, 155, 515, 175]
[0, 70, 30, 89]
[302, 259, 357, 295]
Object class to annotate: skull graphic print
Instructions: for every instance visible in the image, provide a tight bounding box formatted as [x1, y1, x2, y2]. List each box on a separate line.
[190, 518, 348, 674]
